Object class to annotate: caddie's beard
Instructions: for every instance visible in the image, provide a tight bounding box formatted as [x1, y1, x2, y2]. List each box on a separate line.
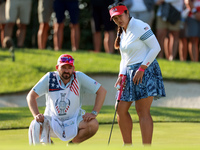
[61, 72, 72, 80]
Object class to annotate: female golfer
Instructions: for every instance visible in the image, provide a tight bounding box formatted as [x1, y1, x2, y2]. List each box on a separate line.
[108, 2, 166, 145]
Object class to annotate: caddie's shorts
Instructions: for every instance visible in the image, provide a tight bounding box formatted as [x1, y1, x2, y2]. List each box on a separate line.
[118, 59, 166, 102]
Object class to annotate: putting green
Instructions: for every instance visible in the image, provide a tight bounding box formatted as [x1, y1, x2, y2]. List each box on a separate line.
[0, 123, 199, 150]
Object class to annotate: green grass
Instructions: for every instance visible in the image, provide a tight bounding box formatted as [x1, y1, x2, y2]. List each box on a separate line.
[0, 48, 200, 94]
[0, 123, 200, 150]
[0, 106, 199, 130]
[0, 106, 199, 149]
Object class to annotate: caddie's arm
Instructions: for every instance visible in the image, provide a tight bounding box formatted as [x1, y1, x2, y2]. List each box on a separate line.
[27, 89, 44, 122]
[92, 86, 107, 115]
[82, 86, 106, 122]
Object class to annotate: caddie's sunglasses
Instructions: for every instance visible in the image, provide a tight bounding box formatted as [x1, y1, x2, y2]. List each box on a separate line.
[60, 57, 74, 63]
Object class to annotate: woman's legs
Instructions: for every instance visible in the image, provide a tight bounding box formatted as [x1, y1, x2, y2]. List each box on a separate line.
[117, 101, 133, 144]
[135, 96, 153, 144]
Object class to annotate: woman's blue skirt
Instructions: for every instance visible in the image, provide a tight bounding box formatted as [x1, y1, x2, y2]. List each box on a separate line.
[119, 59, 166, 102]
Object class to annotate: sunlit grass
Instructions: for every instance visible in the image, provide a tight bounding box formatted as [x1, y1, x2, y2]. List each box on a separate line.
[0, 48, 200, 94]
[0, 123, 200, 150]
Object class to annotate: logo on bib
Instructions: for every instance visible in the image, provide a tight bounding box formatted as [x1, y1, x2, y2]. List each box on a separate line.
[55, 93, 70, 116]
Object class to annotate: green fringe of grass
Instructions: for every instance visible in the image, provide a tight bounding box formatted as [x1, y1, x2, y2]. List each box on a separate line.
[0, 49, 200, 94]
[0, 106, 199, 130]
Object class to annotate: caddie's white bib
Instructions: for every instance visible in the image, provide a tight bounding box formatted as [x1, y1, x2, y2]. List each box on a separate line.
[45, 71, 80, 121]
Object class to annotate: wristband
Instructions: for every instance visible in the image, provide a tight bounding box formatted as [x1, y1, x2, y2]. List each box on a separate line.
[138, 67, 145, 72]
[118, 74, 123, 77]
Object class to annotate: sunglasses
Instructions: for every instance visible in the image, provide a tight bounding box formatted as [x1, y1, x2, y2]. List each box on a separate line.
[108, 2, 124, 10]
[60, 57, 74, 64]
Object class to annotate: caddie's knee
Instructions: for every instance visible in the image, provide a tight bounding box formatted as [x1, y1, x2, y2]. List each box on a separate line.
[88, 119, 99, 134]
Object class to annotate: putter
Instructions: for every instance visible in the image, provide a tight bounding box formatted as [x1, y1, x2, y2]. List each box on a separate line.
[108, 75, 127, 145]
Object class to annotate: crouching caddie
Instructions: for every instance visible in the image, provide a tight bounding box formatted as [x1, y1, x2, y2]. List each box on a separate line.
[27, 54, 107, 145]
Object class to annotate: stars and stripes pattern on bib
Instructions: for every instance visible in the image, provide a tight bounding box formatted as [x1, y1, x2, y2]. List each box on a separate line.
[49, 72, 63, 92]
[70, 78, 79, 96]
[49, 72, 80, 96]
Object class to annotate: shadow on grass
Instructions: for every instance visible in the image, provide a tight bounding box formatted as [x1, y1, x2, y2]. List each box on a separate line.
[0, 54, 12, 61]
[151, 107, 200, 122]
[0, 107, 45, 121]
[0, 113, 21, 121]
[0, 106, 199, 130]
[94, 106, 200, 123]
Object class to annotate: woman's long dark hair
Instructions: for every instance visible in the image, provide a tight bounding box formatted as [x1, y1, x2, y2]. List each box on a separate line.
[108, 2, 128, 50]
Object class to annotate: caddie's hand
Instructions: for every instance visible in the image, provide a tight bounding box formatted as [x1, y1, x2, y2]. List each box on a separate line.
[82, 112, 96, 122]
[133, 70, 144, 85]
[35, 113, 44, 123]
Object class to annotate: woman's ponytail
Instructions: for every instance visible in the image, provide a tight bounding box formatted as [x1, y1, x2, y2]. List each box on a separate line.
[114, 26, 123, 49]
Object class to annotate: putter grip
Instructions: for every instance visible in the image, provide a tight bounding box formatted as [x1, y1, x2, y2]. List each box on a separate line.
[117, 75, 127, 101]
